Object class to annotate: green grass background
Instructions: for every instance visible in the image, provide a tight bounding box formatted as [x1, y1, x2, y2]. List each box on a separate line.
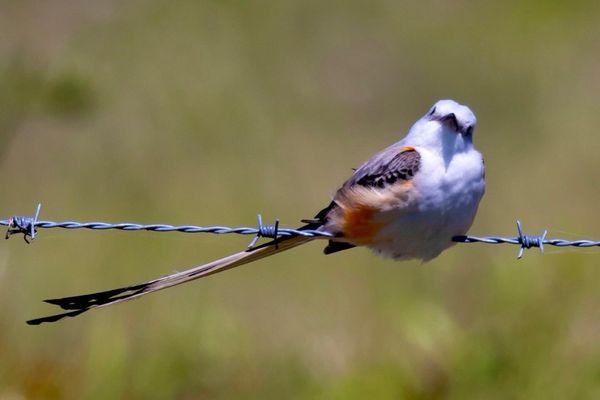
[0, 1, 599, 398]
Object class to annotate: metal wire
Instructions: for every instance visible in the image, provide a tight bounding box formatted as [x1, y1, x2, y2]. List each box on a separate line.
[1, 204, 598, 258]
[0, 204, 333, 248]
[452, 221, 599, 258]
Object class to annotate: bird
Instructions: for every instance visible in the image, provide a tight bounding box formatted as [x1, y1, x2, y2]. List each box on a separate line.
[27, 99, 485, 325]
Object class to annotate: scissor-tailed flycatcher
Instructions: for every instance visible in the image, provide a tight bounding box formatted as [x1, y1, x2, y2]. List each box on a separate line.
[28, 99, 485, 325]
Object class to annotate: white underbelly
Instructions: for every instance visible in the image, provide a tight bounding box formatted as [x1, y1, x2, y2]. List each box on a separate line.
[369, 148, 485, 261]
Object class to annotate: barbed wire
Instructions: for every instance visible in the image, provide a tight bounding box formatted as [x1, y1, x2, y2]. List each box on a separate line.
[452, 220, 599, 259]
[2, 204, 599, 258]
[0, 204, 333, 249]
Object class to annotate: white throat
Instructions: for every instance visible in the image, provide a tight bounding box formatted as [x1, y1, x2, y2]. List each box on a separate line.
[404, 120, 472, 164]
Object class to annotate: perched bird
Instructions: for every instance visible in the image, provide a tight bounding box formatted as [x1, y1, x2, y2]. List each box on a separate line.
[28, 99, 485, 325]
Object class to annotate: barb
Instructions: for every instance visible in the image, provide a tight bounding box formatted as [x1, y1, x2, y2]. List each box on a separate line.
[1, 205, 598, 258]
[5, 203, 41, 244]
[515, 220, 547, 259]
[247, 214, 280, 249]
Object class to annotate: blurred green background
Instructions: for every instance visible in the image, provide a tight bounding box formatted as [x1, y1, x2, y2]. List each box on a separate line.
[1, 1, 599, 398]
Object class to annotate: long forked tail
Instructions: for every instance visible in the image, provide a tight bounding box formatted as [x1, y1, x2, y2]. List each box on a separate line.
[27, 236, 314, 325]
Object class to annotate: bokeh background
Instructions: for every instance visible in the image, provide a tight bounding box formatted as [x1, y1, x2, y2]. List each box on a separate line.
[1, 1, 599, 398]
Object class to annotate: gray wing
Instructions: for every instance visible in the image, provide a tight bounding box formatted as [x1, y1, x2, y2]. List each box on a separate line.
[308, 145, 422, 224]
[306, 145, 421, 255]
[346, 145, 421, 188]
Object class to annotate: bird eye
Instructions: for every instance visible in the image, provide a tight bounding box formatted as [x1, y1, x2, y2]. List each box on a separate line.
[427, 106, 436, 117]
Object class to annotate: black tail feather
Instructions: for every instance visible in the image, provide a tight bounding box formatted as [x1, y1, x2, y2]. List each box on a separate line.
[27, 233, 318, 325]
[26, 308, 89, 325]
[43, 283, 151, 310]
[323, 240, 356, 254]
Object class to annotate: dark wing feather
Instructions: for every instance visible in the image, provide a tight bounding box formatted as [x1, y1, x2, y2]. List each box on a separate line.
[323, 241, 356, 254]
[349, 147, 421, 188]
[302, 146, 421, 256]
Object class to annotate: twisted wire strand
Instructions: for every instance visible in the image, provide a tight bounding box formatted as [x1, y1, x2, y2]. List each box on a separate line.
[1, 204, 598, 258]
[0, 219, 333, 237]
[0, 205, 332, 246]
[452, 221, 599, 258]
[451, 236, 600, 248]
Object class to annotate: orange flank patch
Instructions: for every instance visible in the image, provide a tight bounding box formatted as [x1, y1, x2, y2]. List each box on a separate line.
[401, 145, 415, 152]
[341, 205, 382, 245]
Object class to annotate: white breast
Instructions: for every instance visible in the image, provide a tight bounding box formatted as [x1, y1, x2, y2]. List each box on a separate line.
[370, 146, 485, 261]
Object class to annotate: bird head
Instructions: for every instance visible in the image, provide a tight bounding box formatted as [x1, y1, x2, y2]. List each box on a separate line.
[405, 99, 477, 153]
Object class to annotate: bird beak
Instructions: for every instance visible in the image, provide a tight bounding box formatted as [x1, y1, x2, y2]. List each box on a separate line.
[438, 113, 462, 134]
